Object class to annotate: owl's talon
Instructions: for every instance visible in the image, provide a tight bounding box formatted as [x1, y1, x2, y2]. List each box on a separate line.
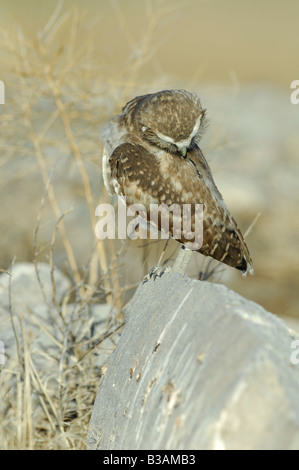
[142, 265, 172, 285]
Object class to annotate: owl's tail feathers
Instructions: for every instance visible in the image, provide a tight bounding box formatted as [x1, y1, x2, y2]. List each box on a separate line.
[236, 256, 254, 277]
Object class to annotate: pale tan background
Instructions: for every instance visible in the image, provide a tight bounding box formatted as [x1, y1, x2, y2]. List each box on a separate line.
[1, 0, 299, 85]
[1, 0, 299, 451]
[0, 0, 299, 317]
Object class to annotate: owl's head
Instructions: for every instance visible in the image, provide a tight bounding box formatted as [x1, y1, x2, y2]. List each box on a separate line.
[126, 89, 207, 157]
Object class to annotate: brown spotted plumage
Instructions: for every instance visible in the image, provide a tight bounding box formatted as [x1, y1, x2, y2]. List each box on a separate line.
[102, 89, 253, 275]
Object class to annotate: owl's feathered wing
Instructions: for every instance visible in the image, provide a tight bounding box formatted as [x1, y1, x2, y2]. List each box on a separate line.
[108, 142, 253, 275]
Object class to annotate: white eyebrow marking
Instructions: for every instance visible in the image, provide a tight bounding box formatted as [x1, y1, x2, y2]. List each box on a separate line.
[155, 113, 202, 149]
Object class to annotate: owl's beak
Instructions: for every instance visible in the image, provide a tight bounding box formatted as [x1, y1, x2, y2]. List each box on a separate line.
[179, 146, 187, 158]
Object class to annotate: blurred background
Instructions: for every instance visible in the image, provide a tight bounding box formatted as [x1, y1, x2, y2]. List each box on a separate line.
[1, 0, 299, 450]
[0, 0, 299, 317]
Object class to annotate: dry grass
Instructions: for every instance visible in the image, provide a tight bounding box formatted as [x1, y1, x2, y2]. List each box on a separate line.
[0, 2, 185, 449]
[0, 257, 124, 449]
[1, 0, 297, 450]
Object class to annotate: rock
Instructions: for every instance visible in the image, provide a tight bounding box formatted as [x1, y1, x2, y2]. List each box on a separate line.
[0, 262, 118, 440]
[0, 262, 70, 308]
[88, 273, 299, 450]
[0, 263, 69, 362]
[0, 262, 114, 371]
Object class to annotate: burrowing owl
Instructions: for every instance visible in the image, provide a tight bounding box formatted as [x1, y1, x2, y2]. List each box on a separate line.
[102, 89, 253, 276]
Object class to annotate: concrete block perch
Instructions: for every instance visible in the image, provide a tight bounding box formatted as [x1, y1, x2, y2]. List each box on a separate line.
[88, 273, 299, 450]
